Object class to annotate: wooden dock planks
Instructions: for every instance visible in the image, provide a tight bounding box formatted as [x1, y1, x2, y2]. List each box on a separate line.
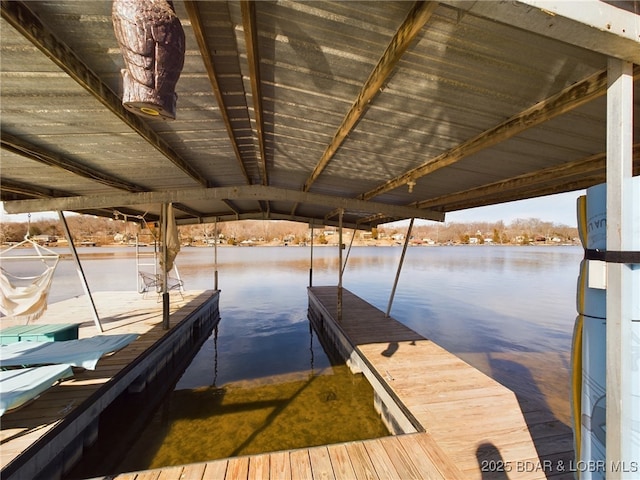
[0, 290, 215, 475]
[307, 286, 548, 480]
[106, 435, 461, 480]
[39, 285, 575, 480]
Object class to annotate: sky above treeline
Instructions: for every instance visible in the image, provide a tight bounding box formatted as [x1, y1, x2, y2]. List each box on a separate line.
[1, 190, 583, 227]
[445, 190, 582, 227]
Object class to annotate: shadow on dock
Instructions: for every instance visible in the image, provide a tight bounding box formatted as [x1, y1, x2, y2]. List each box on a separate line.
[486, 355, 576, 479]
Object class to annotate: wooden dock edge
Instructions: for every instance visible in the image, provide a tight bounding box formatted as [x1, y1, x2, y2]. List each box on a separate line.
[308, 288, 421, 435]
[1, 291, 220, 480]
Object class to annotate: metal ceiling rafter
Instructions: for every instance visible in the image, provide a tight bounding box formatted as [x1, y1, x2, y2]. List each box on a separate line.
[358, 212, 396, 225]
[1, 132, 147, 193]
[171, 203, 205, 220]
[415, 145, 640, 211]
[0, 178, 72, 200]
[361, 66, 640, 201]
[3, 185, 445, 223]
[0, 133, 210, 220]
[444, 175, 608, 213]
[183, 0, 252, 186]
[416, 155, 607, 210]
[364, 147, 640, 225]
[324, 208, 343, 221]
[0, 179, 153, 220]
[0, 0, 209, 188]
[371, 174, 610, 226]
[241, 0, 269, 187]
[299, 0, 438, 193]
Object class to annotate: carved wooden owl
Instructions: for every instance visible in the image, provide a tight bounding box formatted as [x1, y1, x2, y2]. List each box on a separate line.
[112, 0, 185, 120]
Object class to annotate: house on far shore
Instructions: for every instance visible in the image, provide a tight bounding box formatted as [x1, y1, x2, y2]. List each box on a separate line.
[31, 235, 58, 246]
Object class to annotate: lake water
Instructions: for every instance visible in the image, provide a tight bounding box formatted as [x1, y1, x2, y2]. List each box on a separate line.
[34, 243, 581, 471]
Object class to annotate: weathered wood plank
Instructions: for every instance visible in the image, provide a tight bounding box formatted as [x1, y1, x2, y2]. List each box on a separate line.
[289, 450, 313, 480]
[377, 436, 424, 480]
[397, 433, 461, 479]
[112, 473, 138, 480]
[248, 454, 269, 480]
[269, 451, 291, 480]
[326, 444, 356, 479]
[308, 446, 335, 480]
[226, 457, 249, 480]
[134, 470, 161, 480]
[202, 460, 227, 479]
[180, 462, 208, 480]
[363, 439, 399, 479]
[345, 442, 379, 480]
[157, 465, 184, 480]
[343, 442, 379, 480]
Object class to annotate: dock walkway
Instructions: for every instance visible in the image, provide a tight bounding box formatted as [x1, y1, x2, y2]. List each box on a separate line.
[308, 286, 549, 479]
[106, 286, 573, 480]
[0, 290, 219, 480]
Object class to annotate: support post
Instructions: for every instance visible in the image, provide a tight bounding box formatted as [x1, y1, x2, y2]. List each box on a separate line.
[338, 209, 344, 322]
[309, 222, 314, 287]
[214, 217, 219, 291]
[341, 228, 356, 277]
[605, 58, 635, 478]
[57, 211, 103, 333]
[386, 218, 414, 318]
[161, 203, 170, 330]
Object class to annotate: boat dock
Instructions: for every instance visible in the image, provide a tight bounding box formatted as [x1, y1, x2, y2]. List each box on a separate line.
[0, 290, 220, 480]
[101, 286, 574, 480]
[308, 286, 574, 479]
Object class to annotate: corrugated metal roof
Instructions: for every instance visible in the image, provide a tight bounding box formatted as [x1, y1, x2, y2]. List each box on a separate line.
[1, 1, 638, 228]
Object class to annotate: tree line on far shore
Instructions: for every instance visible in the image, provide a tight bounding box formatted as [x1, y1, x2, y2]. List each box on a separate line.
[1, 214, 579, 247]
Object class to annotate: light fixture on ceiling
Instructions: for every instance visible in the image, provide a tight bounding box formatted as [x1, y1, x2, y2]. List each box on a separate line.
[407, 180, 416, 193]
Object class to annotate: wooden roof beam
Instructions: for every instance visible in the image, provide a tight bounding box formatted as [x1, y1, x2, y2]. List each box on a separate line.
[361, 67, 613, 201]
[444, 175, 608, 213]
[1, 132, 212, 219]
[367, 153, 640, 226]
[0, 179, 71, 200]
[366, 147, 640, 225]
[0, 1, 210, 188]
[0, 179, 155, 220]
[417, 151, 607, 209]
[241, 0, 269, 186]
[1, 132, 147, 193]
[183, 1, 253, 187]
[171, 203, 205, 220]
[443, 0, 640, 64]
[301, 1, 438, 193]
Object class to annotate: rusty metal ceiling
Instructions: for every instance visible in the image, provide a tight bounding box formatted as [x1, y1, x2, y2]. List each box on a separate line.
[1, 1, 638, 228]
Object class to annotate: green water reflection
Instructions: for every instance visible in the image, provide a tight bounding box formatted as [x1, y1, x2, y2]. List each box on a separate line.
[119, 365, 389, 471]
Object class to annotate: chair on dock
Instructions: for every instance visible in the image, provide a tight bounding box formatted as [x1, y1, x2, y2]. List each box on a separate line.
[0, 234, 60, 324]
[138, 271, 184, 300]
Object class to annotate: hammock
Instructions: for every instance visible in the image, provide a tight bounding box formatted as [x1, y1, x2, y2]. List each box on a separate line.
[0, 236, 59, 324]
